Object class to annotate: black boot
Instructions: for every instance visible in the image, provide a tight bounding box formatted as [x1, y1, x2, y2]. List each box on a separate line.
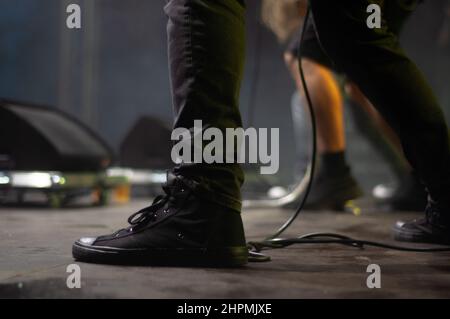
[299, 151, 363, 211]
[72, 173, 248, 267]
[393, 197, 450, 245]
[304, 168, 363, 211]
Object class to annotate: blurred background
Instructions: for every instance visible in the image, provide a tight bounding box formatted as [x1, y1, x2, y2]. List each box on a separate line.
[0, 0, 449, 207]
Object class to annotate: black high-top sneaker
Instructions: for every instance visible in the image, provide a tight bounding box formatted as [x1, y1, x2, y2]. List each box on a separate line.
[393, 197, 450, 245]
[72, 173, 248, 267]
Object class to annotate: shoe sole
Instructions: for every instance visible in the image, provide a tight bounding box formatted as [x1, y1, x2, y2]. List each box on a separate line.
[305, 182, 364, 211]
[72, 241, 248, 268]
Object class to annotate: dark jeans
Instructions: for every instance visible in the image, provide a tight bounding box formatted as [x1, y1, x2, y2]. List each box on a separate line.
[164, 0, 246, 212]
[165, 0, 450, 212]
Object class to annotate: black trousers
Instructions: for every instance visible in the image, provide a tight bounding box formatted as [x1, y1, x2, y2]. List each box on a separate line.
[164, 0, 450, 212]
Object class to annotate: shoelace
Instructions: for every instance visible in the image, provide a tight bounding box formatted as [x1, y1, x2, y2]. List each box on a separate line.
[127, 177, 189, 227]
[127, 194, 168, 226]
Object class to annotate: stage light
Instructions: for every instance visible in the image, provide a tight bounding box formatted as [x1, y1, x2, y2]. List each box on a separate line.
[11, 172, 53, 188]
[0, 174, 10, 185]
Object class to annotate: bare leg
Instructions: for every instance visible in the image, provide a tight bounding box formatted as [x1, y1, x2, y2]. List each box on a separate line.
[285, 54, 345, 154]
[285, 53, 362, 209]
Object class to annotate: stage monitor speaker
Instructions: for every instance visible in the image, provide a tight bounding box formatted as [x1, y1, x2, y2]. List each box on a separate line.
[0, 99, 114, 171]
[120, 116, 173, 170]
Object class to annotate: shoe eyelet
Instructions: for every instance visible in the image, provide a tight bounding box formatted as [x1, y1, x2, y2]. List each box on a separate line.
[163, 208, 170, 214]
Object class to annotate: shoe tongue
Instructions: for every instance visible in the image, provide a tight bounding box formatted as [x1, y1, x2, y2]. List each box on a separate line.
[165, 170, 199, 193]
[164, 171, 187, 194]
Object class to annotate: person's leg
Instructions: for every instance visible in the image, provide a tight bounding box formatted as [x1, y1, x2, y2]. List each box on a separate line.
[346, 82, 428, 211]
[346, 82, 427, 211]
[286, 19, 346, 156]
[310, 0, 450, 243]
[345, 82, 405, 167]
[168, 0, 246, 212]
[72, 0, 248, 266]
[285, 54, 362, 209]
[285, 56, 346, 154]
[284, 19, 362, 210]
[342, 0, 416, 181]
